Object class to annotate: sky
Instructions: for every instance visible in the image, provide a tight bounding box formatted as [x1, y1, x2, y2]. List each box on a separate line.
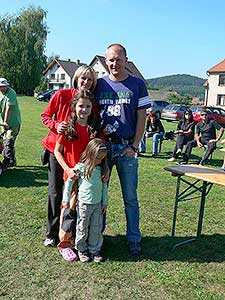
[1, 0, 225, 79]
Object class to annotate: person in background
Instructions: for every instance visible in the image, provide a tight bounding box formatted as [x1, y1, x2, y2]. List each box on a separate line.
[179, 108, 224, 165]
[168, 108, 195, 162]
[145, 112, 165, 156]
[0, 78, 21, 169]
[220, 139, 225, 171]
[41, 65, 97, 247]
[94, 43, 151, 256]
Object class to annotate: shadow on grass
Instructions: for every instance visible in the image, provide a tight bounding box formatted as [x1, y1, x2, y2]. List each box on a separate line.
[0, 165, 48, 188]
[103, 234, 225, 263]
[139, 151, 223, 167]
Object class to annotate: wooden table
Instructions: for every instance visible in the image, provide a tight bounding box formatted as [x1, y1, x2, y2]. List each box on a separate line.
[164, 164, 225, 249]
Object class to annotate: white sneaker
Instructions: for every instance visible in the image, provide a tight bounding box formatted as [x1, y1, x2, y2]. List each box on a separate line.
[78, 251, 90, 263]
[43, 238, 55, 247]
[91, 252, 104, 263]
[168, 157, 176, 162]
[176, 149, 182, 155]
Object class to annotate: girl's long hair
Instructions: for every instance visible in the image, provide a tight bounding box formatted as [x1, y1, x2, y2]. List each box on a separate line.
[65, 90, 97, 141]
[80, 138, 107, 178]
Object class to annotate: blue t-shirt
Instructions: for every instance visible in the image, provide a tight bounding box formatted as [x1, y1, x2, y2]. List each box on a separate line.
[95, 75, 150, 139]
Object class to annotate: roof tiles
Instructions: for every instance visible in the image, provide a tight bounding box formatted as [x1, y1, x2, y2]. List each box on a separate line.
[208, 59, 225, 73]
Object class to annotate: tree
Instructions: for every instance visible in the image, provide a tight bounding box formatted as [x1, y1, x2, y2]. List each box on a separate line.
[0, 6, 48, 95]
[168, 92, 192, 105]
[168, 93, 181, 104]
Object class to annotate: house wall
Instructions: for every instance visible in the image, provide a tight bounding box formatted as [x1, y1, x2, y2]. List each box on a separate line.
[45, 64, 71, 89]
[91, 61, 108, 78]
[207, 73, 225, 107]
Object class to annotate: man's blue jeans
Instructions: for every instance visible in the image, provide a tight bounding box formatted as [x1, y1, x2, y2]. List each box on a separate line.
[106, 143, 141, 243]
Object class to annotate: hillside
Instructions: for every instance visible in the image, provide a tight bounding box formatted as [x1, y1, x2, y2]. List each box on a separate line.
[146, 74, 206, 99]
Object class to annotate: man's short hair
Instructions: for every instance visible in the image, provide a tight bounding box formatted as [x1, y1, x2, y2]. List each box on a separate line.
[106, 43, 127, 57]
[200, 107, 208, 115]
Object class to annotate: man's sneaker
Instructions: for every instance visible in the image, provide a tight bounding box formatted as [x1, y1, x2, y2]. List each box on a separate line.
[199, 160, 205, 166]
[168, 157, 176, 162]
[0, 162, 3, 176]
[91, 252, 103, 263]
[43, 238, 55, 247]
[2, 158, 16, 170]
[176, 148, 182, 155]
[8, 161, 16, 168]
[128, 242, 141, 256]
[78, 251, 90, 263]
[177, 161, 187, 165]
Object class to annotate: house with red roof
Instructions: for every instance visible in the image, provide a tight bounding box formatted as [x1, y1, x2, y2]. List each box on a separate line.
[43, 56, 146, 90]
[204, 58, 225, 107]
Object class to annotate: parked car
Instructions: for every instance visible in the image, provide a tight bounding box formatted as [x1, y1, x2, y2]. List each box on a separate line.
[146, 100, 170, 118]
[36, 89, 57, 102]
[190, 106, 225, 127]
[161, 104, 189, 121]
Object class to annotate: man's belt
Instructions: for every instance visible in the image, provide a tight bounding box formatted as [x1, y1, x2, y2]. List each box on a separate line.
[107, 136, 134, 145]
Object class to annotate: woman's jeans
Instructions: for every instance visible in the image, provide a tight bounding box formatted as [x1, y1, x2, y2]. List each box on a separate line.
[139, 132, 164, 154]
[139, 134, 146, 152]
[106, 143, 141, 243]
[152, 132, 164, 154]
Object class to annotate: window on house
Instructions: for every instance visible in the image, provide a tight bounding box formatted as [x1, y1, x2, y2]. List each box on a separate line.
[217, 95, 225, 106]
[219, 74, 225, 85]
[51, 74, 55, 79]
[61, 74, 65, 80]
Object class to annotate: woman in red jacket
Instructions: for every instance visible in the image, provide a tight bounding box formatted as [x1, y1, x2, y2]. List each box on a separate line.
[41, 65, 97, 247]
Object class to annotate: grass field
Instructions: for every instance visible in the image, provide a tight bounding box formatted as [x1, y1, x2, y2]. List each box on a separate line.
[0, 96, 225, 300]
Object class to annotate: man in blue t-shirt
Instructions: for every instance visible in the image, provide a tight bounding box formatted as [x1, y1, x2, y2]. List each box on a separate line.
[95, 43, 150, 255]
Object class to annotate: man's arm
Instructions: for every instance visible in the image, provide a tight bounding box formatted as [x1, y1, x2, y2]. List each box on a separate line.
[209, 127, 224, 143]
[217, 127, 224, 142]
[195, 132, 203, 147]
[4, 104, 12, 129]
[133, 108, 146, 149]
[121, 108, 146, 157]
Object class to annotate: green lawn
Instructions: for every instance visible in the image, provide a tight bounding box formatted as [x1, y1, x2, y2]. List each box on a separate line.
[0, 96, 225, 300]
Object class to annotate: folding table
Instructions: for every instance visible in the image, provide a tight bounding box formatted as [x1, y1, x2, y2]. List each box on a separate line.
[164, 164, 225, 249]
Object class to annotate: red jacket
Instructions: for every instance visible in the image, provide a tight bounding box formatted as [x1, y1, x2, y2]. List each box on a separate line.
[41, 88, 77, 153]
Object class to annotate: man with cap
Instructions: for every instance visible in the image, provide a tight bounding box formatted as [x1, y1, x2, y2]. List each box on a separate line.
[0, 78, 21, 169]
[180, 108, 224, 165]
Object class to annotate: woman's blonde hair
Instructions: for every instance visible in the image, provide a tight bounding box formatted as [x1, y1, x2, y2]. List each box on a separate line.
[72, 64, 97, 91]
[80, 138, 107, 178]
[65, 90, 97, 141]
